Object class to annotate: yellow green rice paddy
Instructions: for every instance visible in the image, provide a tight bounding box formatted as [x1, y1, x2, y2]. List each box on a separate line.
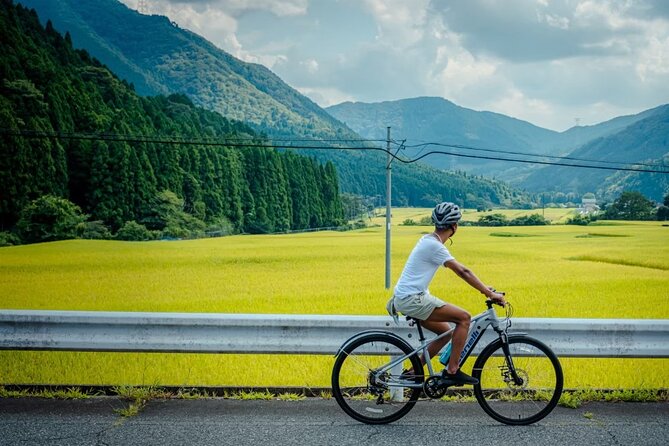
[1, 209, 667, 389]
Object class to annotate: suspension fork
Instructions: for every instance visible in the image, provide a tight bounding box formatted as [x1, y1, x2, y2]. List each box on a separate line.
[499, 332, 524, 385]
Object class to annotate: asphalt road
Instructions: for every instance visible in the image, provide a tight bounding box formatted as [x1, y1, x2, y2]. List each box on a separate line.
[1, 397, 667, 446]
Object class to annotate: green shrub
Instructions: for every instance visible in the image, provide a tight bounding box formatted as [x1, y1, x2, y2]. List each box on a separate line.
[115, 221, 155, 241]
[76, 220, 112, 239]
[657, 206, 669, 221]
[477, 214, 509, 226]
[401, 218, 417, 226]
[16, 195, 86, 243]
[566, 214, 598, 226]
[206, 217, 236, 237]
[509, 214, 550, 226]
[0, 231, 21, 247]
[418, 216, 433, 226]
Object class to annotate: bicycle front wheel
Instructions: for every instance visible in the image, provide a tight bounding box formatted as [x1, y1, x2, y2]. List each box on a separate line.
[331, 333, 423, 424]
[472, 335, 563, 425]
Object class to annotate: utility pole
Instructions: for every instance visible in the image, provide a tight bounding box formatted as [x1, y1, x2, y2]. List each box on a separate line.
[385, 127, 392, 289]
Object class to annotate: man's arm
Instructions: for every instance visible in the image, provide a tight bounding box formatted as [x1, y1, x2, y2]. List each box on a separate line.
[444, 259, 506, 304]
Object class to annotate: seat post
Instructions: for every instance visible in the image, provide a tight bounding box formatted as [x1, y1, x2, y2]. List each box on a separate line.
[414, 318, 426, 342]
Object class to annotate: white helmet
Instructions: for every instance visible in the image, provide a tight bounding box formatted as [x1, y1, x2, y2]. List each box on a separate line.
[432, 202, 461, 228]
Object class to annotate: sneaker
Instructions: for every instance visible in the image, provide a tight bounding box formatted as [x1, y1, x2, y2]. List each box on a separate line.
[442, 368, 479, 385]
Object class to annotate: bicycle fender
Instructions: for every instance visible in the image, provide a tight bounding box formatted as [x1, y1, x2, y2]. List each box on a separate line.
[334, 330, 412, 357]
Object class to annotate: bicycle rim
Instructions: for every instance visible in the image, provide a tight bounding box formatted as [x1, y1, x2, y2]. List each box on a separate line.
[473, 336, 563, 425]
[331, 334, 423, 424]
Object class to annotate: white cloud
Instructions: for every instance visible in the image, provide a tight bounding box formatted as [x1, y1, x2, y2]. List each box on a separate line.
[300, 58, 319, 74]
[120, 0, 303, 64]
[487, 88, 554, 126]
[362, 0, 430, 47]
[636, 24, 669, 81]
[147, 0, 308, 17]
[118, 0, 669, 131]
[539, 12, 570, 30]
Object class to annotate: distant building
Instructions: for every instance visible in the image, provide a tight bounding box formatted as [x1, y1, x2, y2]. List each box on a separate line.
[579, 193, 600, 214]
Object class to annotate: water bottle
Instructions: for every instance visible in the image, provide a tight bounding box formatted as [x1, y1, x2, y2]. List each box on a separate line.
[439, 342, 452, 366]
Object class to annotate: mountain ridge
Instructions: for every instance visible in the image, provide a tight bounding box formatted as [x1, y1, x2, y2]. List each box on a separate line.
[327, 96, 668, 200]
[18, 0, 356, 140]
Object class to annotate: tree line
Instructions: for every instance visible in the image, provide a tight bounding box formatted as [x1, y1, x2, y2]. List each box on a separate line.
[0, 0, 343, 244]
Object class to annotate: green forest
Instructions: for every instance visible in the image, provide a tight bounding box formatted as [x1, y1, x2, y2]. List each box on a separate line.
[0, 0, 343, 242]
[18, 0, 533, 211]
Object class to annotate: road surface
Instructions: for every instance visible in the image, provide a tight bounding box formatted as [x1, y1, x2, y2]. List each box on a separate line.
[1, 397, 667, 445]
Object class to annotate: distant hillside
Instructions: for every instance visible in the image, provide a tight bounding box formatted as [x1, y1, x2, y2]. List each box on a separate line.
[521, 105, 669, 201]
[0, 0, 344, 233]
[327, 97, 561, 177]
[327, 97, 668, 199]
[18, 0, 532, 208]
[18, 0, 354, 140]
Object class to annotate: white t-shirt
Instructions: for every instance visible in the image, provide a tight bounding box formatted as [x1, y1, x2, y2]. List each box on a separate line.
[393, 234, 455, 299]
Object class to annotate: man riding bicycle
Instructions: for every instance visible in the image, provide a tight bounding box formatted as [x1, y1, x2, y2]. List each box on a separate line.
[386, 202, 506, 385]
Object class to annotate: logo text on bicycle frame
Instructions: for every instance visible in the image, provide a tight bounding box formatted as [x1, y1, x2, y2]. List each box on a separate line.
[460, 328, 480, 362]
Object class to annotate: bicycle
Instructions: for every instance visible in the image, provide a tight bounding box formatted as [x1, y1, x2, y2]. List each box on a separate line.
[331, 299, 563, 425]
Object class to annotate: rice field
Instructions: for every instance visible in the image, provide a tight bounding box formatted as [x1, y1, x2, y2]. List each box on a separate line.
[373, 206, 578, 225]
[0, 216, 667, 389]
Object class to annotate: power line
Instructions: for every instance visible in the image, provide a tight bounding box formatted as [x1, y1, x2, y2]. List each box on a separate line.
[398, 141, 669, 169]
[2, 129, 668, 174]
[393, 147, 669, 174]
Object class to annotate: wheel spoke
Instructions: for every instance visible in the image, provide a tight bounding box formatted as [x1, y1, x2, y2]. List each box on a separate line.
[473, 336, 563, 425]
[332, 335, 423, 424]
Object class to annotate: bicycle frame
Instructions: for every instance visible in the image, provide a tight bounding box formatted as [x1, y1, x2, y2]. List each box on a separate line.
[375, 304, 511, 389]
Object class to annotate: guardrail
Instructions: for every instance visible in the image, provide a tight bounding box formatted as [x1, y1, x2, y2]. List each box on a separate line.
[1, 310, 668, 358]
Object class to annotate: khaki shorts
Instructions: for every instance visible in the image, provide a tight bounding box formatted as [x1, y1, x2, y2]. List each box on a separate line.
[388, 292, 446, 321]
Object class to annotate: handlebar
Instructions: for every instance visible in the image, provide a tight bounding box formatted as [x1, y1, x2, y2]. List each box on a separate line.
[485, 290, 506, 309]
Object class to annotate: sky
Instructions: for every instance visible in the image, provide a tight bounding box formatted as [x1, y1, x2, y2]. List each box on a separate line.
[121, 0, 669, 131]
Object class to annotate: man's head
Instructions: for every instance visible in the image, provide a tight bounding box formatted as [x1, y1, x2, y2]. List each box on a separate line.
[432, 202, 461, 233]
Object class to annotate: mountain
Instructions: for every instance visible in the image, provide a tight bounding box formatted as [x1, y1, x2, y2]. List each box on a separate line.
[17, 0, 531, 209]
[327, 97, 560, 177]
[0, 0, 344, 233]
[327, 97, 668, 201]
[17, 0, 355, 141]
[521, 105, 669, 202]
[326, 97, 657, 181]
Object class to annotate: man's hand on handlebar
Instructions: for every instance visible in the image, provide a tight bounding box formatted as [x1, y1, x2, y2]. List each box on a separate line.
[486, 287, 507, 306]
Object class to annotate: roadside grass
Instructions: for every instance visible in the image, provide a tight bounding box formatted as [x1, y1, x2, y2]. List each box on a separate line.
[558, 388, 668, 409]
[230, 390, 274, 400]
[0, 386, 90, 399]
[112, 385, 171, 418]
[2, 385, 666, 411]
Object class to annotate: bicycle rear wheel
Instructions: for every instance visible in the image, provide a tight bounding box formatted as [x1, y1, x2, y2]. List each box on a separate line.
[472, 335, 563, 425]
[331, 333, 423, 424]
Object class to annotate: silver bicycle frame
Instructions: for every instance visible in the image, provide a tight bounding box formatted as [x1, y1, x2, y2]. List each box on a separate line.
[377, 305, 507, 389]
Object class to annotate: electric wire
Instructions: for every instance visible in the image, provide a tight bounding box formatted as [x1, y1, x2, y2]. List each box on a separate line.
[398, 141, 669, 169]
[2, 129, 667, 174]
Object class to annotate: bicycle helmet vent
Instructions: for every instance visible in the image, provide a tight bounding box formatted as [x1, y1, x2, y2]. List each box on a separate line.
[432, 202, 461, 228]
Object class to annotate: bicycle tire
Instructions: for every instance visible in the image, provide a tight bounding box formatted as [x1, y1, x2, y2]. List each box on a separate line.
[472, 335, 563, 425]
[331, 333, 423, 424]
